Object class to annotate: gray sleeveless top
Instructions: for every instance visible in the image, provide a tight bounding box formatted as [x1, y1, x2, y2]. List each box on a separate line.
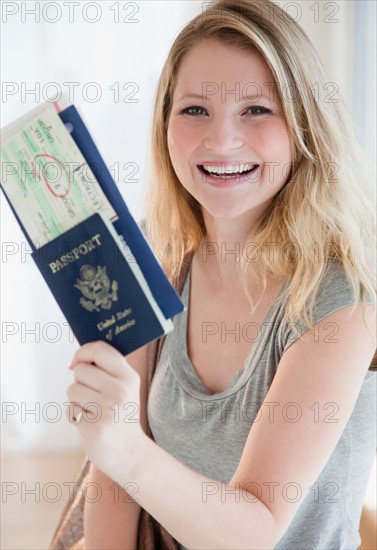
[147, 262, 376, 549]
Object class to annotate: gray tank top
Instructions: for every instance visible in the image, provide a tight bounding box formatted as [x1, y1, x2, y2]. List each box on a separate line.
[147, 262, 376, 549]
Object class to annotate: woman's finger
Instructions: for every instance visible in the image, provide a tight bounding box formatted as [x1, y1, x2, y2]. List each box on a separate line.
[72, 363, 136, 408]
[69, 341, 130, 379]
[72, 362, 118, 394]
[67, 382, 105, 419]
[65, 401, 83, 424]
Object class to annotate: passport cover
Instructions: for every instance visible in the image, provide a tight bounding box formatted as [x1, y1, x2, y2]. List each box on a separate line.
[31, 212, 173, 355]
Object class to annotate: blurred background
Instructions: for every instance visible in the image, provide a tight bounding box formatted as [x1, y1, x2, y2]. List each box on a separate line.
[1, 1, 376, 548]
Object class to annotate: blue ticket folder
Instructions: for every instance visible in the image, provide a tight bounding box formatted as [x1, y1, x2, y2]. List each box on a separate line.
[58, 105, 183, 321]
[31, 212, 172, 355]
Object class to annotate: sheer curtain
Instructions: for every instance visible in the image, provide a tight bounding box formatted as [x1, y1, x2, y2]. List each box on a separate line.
[1, 1, 374, 454]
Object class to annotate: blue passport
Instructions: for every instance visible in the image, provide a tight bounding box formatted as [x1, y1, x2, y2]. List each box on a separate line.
[31, 212, 172, 354]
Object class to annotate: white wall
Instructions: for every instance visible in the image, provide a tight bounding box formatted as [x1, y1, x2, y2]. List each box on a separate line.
[1, 0, 375, 454]
[1, 0, 197, 454]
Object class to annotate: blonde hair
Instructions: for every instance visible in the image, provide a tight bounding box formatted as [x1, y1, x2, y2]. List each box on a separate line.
[144, 0, 376, 338]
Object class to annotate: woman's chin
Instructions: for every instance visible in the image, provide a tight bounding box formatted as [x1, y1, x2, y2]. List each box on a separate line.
[201, 203, 255, 220]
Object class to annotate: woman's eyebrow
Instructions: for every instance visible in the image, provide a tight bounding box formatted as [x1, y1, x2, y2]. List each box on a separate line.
[175, 93, 206, 102]
[176, 92, 275, 102]
[241, 93, 276, 103]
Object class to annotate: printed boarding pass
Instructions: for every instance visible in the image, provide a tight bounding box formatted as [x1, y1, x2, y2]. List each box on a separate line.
[0, 102, 118, 248]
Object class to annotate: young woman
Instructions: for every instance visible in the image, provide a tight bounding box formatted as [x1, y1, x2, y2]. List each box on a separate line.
[58, 1, 376, 548]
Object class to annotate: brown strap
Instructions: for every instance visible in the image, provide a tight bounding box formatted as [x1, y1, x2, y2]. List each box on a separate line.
[138, 250, 194, 548]
[145, 251, 194, 436]
[369, 348, 377, 371]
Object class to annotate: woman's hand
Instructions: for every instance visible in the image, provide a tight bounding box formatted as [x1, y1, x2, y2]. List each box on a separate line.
[66, 340, 146, 481]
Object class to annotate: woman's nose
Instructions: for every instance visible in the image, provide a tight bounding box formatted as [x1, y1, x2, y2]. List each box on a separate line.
[203, 115, 244, 153]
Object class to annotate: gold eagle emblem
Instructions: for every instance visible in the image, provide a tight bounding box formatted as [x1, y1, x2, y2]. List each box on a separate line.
[74, 264, 118, 312]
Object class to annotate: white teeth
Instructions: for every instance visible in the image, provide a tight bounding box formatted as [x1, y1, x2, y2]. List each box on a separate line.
[202, 163, 256, 174]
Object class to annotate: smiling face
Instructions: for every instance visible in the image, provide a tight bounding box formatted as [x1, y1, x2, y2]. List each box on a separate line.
[167, 38, 292, 222]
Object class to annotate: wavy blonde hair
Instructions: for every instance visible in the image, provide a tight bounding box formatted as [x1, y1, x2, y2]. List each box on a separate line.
[143, 0, 376, 337]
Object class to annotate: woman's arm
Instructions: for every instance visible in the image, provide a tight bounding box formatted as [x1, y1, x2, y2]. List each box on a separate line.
[83, 345, 149, 550]
[69, 303, 376, 549]
[83, 465, 141, 550]
[121, 303, 376, 549]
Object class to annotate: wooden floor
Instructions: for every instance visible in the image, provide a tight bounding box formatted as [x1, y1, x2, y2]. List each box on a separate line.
[1, 452, 376, 549]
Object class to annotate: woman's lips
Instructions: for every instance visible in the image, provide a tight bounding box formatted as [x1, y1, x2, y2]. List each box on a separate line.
[197, 164, 260, 187]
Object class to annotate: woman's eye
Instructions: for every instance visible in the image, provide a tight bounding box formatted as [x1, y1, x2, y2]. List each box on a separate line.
[246, 106, 271, 115]
[180, 105, 207, 116]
